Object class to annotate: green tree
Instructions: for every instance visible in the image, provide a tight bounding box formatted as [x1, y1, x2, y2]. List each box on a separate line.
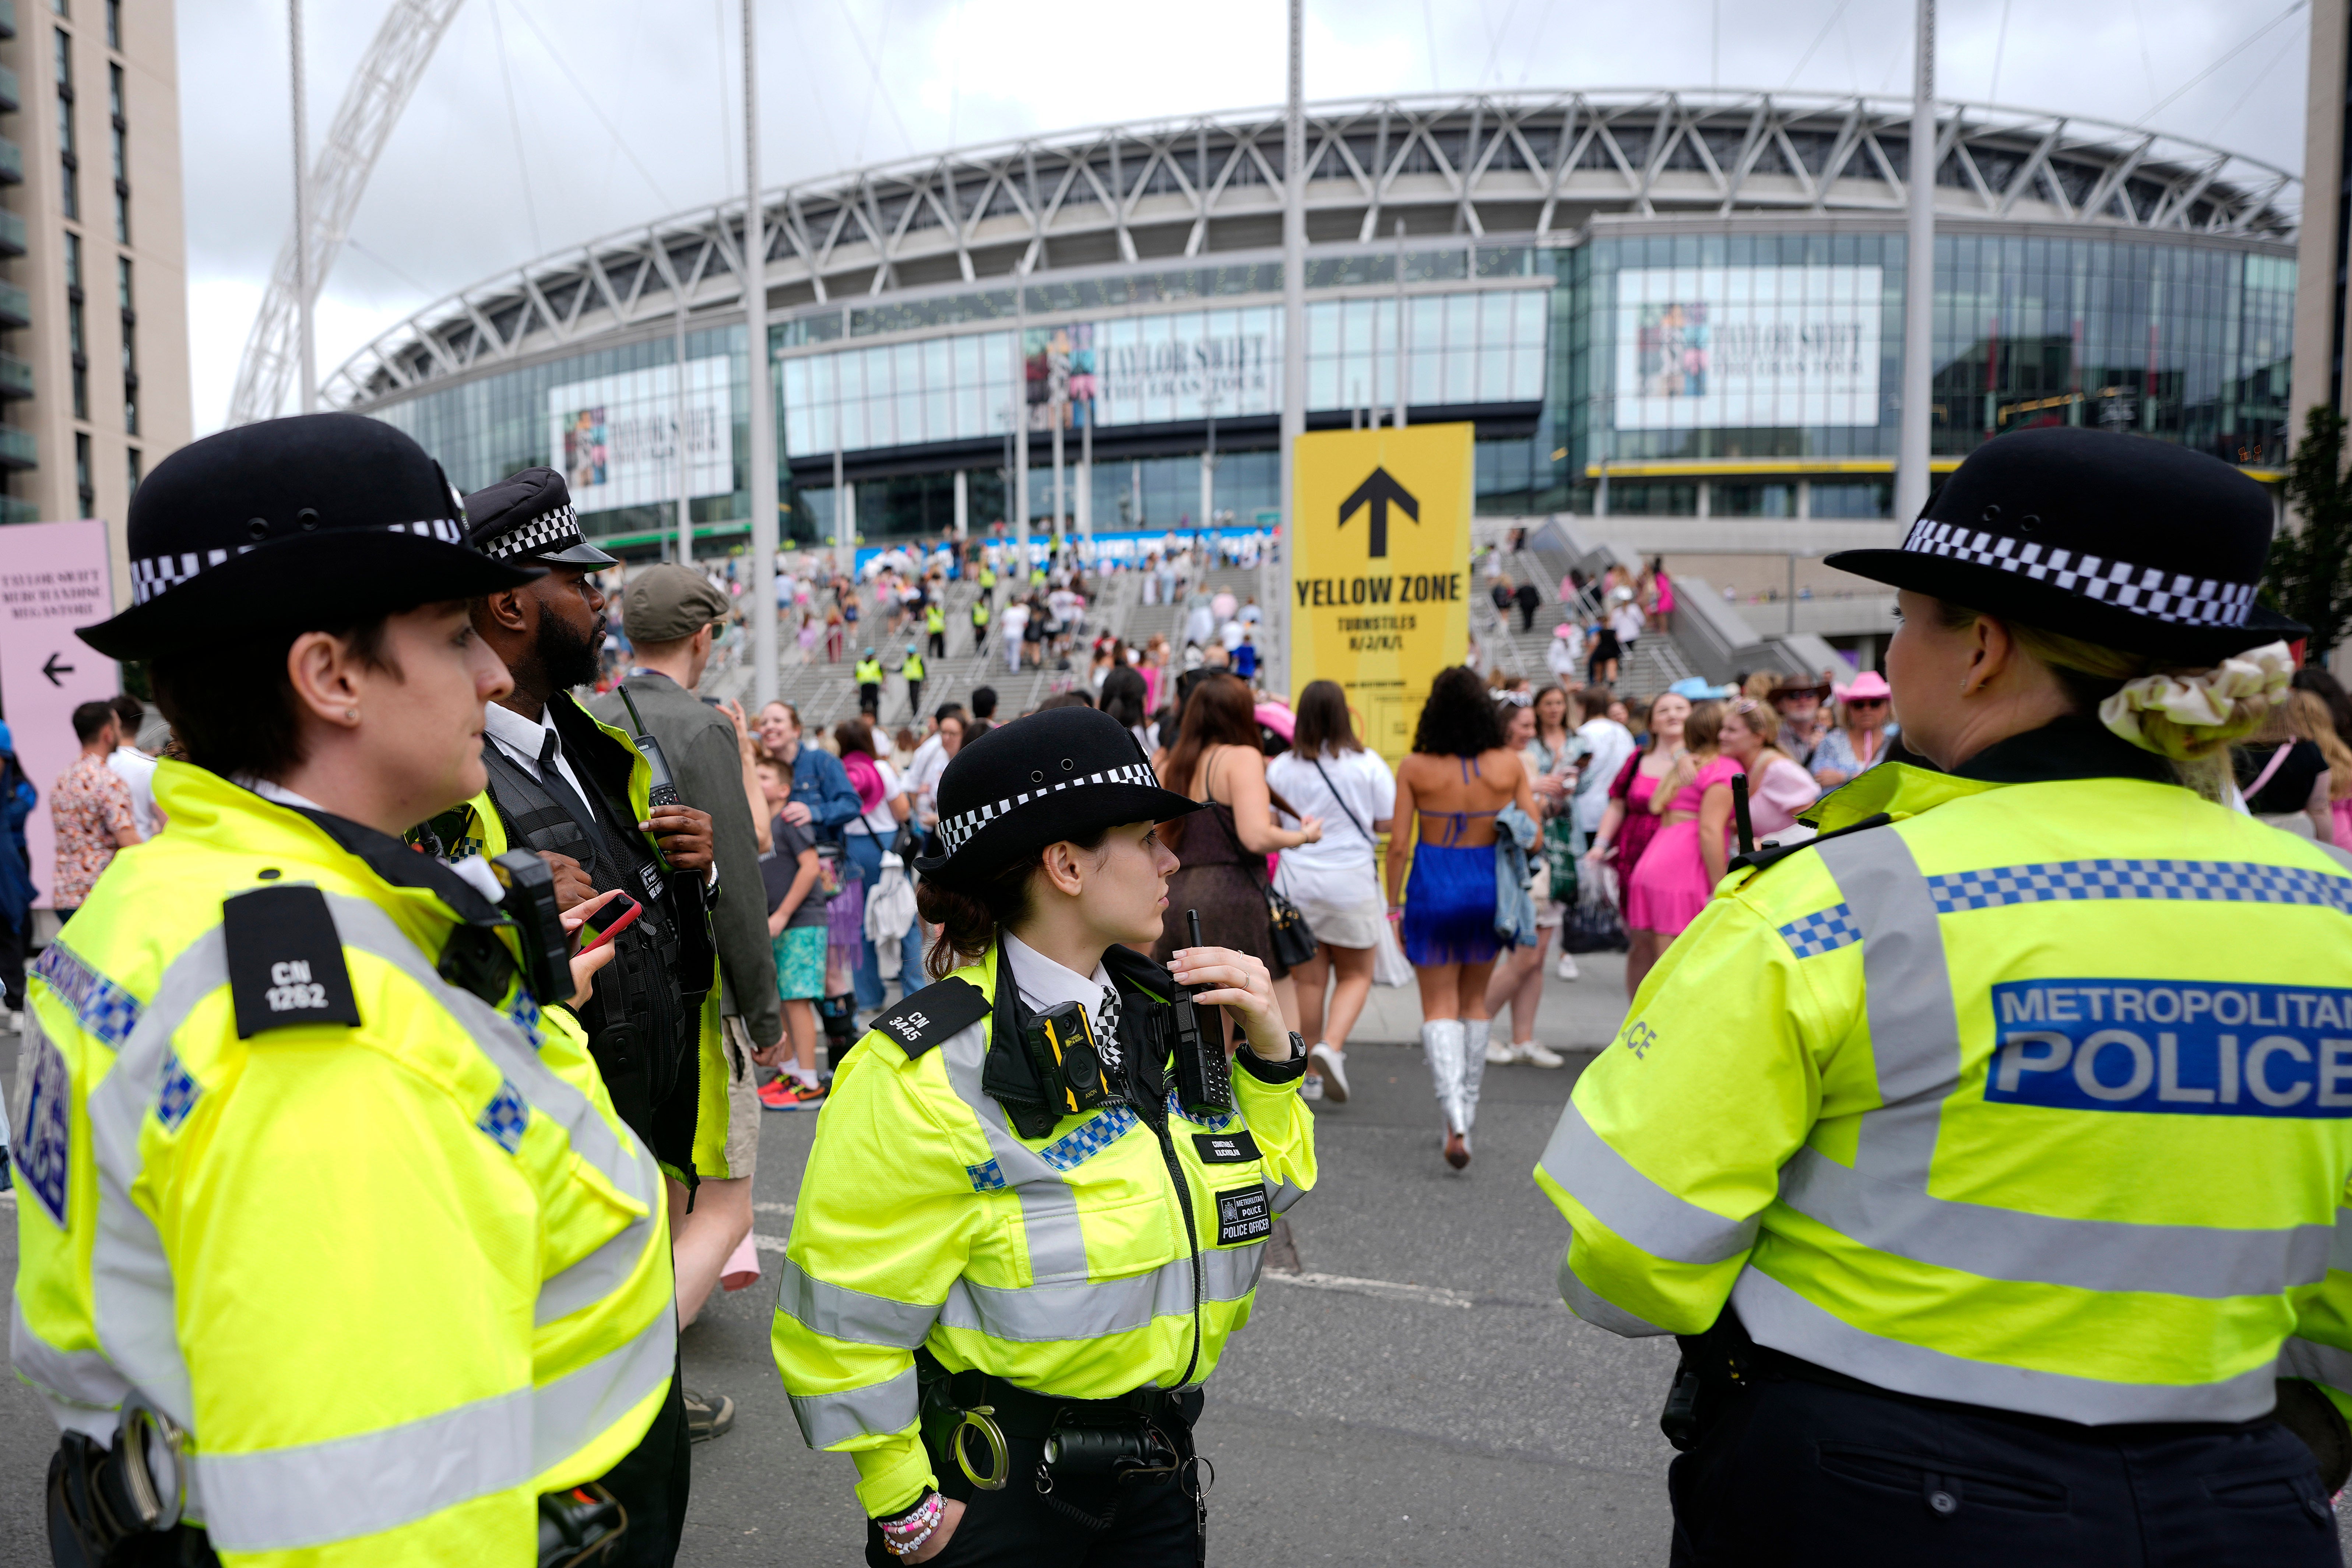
[2271, 404, 2352, 658]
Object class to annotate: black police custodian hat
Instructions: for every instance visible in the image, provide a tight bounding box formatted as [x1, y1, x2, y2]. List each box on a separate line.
[464, 466, 616, 567]
[1825, 427, 2303, 662]
[79, 413, 539, 660]
[914, 705, 1204, 888]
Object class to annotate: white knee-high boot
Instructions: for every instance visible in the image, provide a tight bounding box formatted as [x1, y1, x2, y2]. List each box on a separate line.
[1422, 1019, 1467, 1136]
[1459, 1018, 1491, 1146]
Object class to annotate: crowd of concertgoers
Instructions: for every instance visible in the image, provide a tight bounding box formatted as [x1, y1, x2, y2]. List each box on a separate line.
[22, 531, 2352, 1177]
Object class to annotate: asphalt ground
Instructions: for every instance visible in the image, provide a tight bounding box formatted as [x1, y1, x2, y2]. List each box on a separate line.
[7, 950, 2352, 1564]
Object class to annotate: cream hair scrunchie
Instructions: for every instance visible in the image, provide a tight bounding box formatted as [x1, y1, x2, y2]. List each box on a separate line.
[2098, 641, 2294, 753]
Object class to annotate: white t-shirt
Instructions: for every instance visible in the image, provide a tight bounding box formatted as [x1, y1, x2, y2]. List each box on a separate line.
[108, 746, 160, 840]
[854, 757, 907, 837]
[903, 735, 950, 824]
[1267, 747, 1395, 873]
[1610, 602, 1645, 643]
[1571, 718, 1636, 835]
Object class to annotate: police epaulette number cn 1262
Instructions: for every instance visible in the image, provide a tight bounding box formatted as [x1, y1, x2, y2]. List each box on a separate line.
[770, 704, 1316, 1567]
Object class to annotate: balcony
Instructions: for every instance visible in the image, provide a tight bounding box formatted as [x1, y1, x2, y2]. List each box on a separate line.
[0, 208, 23, 258]
[0, 350, 32, 400]
[0, 423, 37, 470]
[0, 496, 38, 525]
[0, 137, 21, 187]
[0, 280, 28, 329]
[0, 66, 19, 115]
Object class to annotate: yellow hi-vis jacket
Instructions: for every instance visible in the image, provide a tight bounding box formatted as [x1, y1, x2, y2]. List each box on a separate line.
[926, 604, 946, 634]
[1535, 744, 2352, 1427]
[426, 697, 730, 1182]
[11, 763, 675, 1563]
[856, 658, 885, 686]
[771, 939, 1317, 1516]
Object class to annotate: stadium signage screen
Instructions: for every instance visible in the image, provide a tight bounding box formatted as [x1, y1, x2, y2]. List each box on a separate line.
[1612, 265, 1883, 430]
[546, 355, 736, 512]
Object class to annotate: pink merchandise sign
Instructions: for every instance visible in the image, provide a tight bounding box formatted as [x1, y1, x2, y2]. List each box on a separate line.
[0, 521, 119, 908]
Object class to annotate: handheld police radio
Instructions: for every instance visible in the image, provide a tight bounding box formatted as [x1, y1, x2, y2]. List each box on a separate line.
[616, 687, 681, 869]
[1171, 909, 1234, 1117]
[490, 849, 572, 1005]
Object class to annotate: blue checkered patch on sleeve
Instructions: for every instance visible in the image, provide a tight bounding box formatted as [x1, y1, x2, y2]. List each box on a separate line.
[31, 942, 142, 1049]
[1038, 1105, 1138, 1171]
[155, 1050, 202, 1133]
[1927, 859, 2352, 915]
[967, 1158, 1008, 1192]
[477, 1079, 530, 1154]
[1166, 1089, 1234, 1132]
[1777, 903, 1861, 959]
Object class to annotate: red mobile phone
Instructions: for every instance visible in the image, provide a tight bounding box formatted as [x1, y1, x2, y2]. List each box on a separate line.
[573, 892, 644, 954]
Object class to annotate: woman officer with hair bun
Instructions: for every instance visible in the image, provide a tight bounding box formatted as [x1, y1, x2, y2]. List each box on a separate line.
[771, 704, 1317, 1566]
[1536, 426, 2352, 1564]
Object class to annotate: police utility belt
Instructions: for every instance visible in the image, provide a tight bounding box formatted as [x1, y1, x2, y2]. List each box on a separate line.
[47, 1400, 629, 1568]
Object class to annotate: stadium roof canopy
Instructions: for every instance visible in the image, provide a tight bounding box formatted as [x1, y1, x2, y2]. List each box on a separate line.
[329, 88, 2299, 408]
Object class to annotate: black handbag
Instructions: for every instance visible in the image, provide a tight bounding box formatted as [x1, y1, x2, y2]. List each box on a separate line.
[1203, 752, 1319, 970]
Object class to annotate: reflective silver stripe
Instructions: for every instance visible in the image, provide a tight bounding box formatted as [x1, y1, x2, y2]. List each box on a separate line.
[1267, 1178, 1307, 1215]
[2313, 843, 2352, 876]
[1784, 831, 2331, 1301]
[1778, 1147, 2335, 1298]
[192, 1388, 533, 1553]
[1732, 1268, 2279, 1424]
[789, 1364, 920, 1449]
[323, 896, 660, 1330]
[1814, 830, 1957, 1185]
[942, 1017, 1090, 1283]
[1556, 1246, 1671, 1338]
[528, 1307, 677, 1477]
[1537, 1098, 1759, 1265]
[86, 931, 229, 1439]
[939, 1246, 1263, 1344]
[2331, 1209, 2352, 1276]
[2280, 1335, 2352, 1392]
[773, 1256, 940, 1349]
[10, 1300, 127, 1411]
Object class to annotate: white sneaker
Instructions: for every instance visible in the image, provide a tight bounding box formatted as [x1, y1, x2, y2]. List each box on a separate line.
[1555, 952, 1580, 981]
[1483, 1040, 1520, 1066]
[1309, 1042, 1350, 1103]
[1519, 1041, 1567, 1069]
[1300, 1073, 1325, 1101]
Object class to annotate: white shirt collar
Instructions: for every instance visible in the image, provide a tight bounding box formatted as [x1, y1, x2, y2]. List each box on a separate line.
[482, 700, 556, 767]
[1001, 932, 1117, 1041]
[233, 775, 328, 813]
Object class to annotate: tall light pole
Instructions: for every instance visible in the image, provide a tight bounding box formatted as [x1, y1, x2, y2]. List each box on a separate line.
[1894, 0, 1936, 528]
[1275, 0, 1305, 699]
[289, 0, 314, 414]
[743, 0, 778, 704]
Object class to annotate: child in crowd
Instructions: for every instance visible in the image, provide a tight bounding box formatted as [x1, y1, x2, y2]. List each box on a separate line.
[754, 756, 830, 1109]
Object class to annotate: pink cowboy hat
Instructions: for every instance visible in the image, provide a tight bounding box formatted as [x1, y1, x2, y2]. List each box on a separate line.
[1836, 670, 1892, 703]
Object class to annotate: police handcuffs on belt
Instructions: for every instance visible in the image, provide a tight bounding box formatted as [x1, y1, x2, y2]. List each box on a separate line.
[771, 706, 1319, 1567]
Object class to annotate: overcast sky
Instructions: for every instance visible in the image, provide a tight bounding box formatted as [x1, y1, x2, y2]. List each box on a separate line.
[177, 0, 2313, 434]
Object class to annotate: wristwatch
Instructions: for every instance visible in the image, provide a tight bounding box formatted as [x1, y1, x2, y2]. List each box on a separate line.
[1236, 1030, 1312, 1085]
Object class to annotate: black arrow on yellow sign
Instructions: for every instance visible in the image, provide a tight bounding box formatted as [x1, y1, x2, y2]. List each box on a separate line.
[1338, 468, 1418, 558]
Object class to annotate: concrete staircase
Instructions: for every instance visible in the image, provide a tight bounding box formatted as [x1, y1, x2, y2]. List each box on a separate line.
[1469, 521, 1695, 700]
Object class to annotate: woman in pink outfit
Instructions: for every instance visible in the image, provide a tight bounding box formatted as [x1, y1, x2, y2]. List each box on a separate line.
[1621, 700, 1740, 990]
[1719, 697, 1821, 841]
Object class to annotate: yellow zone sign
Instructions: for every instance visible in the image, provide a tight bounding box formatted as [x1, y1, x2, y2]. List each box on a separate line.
[1289, 423, 1475, 764]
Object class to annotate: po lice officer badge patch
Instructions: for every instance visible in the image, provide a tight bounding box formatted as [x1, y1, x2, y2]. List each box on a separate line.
[222, 885, 363, 1040]
[1214, 1183, 1272, 1246]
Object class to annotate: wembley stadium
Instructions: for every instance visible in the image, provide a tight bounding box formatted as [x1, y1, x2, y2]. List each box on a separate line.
[325, 88, 2300, 557]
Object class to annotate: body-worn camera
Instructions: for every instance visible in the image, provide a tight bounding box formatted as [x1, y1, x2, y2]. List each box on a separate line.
[1025, 1000, 1120, 1115]
[490, 849, 571, 1005]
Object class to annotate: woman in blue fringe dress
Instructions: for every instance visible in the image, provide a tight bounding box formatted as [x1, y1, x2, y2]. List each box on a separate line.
[1385, 665, 1537, 1171]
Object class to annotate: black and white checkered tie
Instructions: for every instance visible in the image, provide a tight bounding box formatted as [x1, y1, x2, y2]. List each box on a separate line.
[1096, 984, 1123, 1071]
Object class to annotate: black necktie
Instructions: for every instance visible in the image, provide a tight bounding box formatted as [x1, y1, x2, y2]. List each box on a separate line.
[537, 728, 612, 873]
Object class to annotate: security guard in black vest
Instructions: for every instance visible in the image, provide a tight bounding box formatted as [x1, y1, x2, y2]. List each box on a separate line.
[418, 466, 720, 1565]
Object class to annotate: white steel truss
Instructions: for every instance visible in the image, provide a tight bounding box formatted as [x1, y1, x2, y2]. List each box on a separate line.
[229, 0, 470, 426]
[323, 88, 2298, 411]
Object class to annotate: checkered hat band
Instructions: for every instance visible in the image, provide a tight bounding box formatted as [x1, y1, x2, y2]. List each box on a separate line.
[932, 762, 1162, 855]
[128, 518, 466, 606]
[1900, 518, 2257, 628]
[483, 504, 585, 561]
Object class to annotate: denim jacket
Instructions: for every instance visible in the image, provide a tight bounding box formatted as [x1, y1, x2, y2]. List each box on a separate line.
[1494, 801, 1540, 947]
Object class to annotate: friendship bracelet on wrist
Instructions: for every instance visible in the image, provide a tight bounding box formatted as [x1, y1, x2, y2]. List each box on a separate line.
[878, 1490, 945, 1557]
